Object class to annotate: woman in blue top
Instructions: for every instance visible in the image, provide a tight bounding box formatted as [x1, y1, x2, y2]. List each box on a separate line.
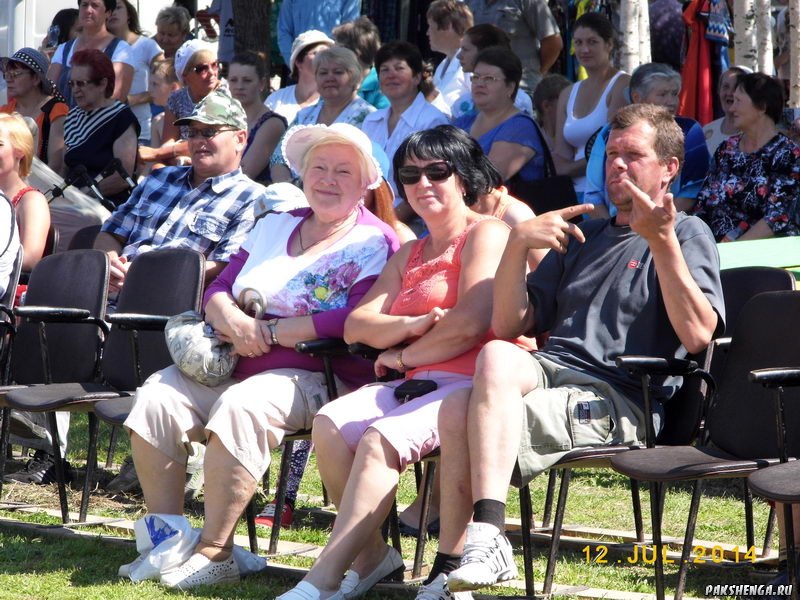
[453, 47, 545, 184]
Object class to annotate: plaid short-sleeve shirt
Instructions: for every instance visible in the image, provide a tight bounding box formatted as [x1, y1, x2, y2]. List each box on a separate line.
[102, 166, 266, 262]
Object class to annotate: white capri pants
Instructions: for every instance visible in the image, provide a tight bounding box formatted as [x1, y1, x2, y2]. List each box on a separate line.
[124, 365, 337, 480]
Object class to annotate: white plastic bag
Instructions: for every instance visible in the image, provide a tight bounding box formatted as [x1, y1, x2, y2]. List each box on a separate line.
[125, 513, 267, 583]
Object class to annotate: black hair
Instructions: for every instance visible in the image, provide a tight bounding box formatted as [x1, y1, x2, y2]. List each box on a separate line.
[473, 46, 522, 98]
[393, 124, 502, 206]
[375, 41, 424, 76]
[574, 12, 614, 44]
[51, 9, 80, 44]
[736, 72, 785, 124]
[231, 50, 268, 80]
[465, 23, 511, 50]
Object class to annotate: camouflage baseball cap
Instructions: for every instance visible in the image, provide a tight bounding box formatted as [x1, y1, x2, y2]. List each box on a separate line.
[174, 88, 247, 131]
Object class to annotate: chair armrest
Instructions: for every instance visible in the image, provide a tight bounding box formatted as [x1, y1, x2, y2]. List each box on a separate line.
[749, 368, 800, 388]
[107, 312, 170, 331]
[15, 306, 91, 322]
[294, 338, 350, 356]
[0, 304, 13, 321]
[711, 337, 732, 352]
[348, 342, 382, 360]
[615, 355, 699, 376]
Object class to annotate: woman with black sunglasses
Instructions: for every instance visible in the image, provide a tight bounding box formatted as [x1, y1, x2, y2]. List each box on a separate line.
[278, 124, 534, 600]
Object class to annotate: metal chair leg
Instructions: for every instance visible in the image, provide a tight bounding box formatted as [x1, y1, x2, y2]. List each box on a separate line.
[47, 411, 70, 524]
[631, 478, 645, 542]
[763, 503, 777, 557]
[269, 439, 295, 554]
[784, 503, 799, 600]
[541, 469, 558, 529]
[543, 468, 571, 595]
[675, 480, 704, 600]
[105, 424, 119, 469]
[245, 498, 258, 554]
[743, 479, 756, 550]
[78, 412, 99, 523]
[0, 407, 10, 498]
[412, 460, 437, 579]
[650, 481, 666, 600]
[519, 483, 535, 598]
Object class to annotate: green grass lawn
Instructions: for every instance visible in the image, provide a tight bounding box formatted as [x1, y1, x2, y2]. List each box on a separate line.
[0, 414, 780, 599]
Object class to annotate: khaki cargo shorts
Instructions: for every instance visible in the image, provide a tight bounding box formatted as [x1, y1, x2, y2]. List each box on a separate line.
[513, 354, 645, 486]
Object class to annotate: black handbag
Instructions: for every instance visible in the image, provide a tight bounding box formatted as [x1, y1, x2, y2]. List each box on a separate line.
[505, 118, 579, 218]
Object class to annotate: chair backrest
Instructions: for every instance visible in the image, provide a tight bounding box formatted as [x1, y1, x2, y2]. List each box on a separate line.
[657, 268, 797, 446]
[67, 225, 102, 251]
[0, 247, 24, 384]
[708, 290, 800, 459]
[12, 249, 109, 384]
[43, 225, 59, 258]
[0, 246, 23, 310]
[101, 248, 205, 390]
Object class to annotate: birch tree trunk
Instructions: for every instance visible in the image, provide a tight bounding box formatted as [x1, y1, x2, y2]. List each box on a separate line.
[790, 0, 800, 108]
[638, 0, 652, 65]
[755, 0, 773, 74]
[733, 0, 758, 70]
[619, 0, 640, 73]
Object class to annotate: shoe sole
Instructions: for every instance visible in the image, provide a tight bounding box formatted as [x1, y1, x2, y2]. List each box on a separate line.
[445, 567, 518, 592]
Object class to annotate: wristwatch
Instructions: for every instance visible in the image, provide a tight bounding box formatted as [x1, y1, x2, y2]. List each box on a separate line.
[266, 318, 279, 345]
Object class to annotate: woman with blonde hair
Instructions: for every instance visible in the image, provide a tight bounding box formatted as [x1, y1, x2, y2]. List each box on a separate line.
[0, 113, 50, 272]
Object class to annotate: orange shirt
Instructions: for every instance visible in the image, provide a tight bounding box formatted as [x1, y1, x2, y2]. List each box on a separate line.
[1, 97, 69, 161]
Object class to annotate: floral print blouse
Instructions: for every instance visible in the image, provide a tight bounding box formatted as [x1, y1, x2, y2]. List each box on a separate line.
[694, 133, 800, 241]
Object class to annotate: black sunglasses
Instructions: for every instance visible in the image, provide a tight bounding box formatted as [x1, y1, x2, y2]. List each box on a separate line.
[397, 161, 453, 185]
[191, 61, 218, 75]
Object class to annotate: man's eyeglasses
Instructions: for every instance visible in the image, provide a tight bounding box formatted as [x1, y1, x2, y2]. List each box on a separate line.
[186, 127, 236, 139]
[67, 78, 100, 89]
[471, 73, 506, 85]
[397, 161, 453, 185]
[3, 68, 32, 81]
[191, 61, 218, 75]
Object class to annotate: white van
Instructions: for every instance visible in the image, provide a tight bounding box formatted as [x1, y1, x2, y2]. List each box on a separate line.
[0, 0, 175, 103]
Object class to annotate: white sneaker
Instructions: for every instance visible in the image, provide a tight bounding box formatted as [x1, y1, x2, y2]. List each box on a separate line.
[446, 523, 518, 591]
[416, 573, 474, 600]
[160, 552, 239, 589]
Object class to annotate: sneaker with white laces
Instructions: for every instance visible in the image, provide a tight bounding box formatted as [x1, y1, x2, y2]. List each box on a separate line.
[446, 523, 518, 592]
[416, 573, 474, 600]
[184, 443, 205, 501]
[160, 553, 239, 589]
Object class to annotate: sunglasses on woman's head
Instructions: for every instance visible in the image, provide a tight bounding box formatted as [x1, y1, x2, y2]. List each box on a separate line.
[397, 161, 454, 185]
[191, 61, 218, 75]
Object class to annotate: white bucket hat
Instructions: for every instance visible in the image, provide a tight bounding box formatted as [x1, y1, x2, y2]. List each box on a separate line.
[281, 123, 383, 189]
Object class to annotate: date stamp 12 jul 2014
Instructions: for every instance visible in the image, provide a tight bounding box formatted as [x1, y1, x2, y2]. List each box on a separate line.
[583, 544, 759, 565]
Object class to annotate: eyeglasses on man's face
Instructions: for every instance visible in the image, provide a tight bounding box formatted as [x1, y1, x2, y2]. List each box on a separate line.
[186, 127, 236, 140]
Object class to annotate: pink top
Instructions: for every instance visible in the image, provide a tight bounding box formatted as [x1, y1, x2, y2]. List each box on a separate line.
[11, 186, 37, 207]
[390, 218, 533, 377]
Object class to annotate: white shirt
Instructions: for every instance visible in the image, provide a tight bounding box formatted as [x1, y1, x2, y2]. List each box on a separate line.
[361, 92, 450, 203]
[129, 36, 163, 141]
[433, 55, 470, 115]
[265, 85, 307, 126]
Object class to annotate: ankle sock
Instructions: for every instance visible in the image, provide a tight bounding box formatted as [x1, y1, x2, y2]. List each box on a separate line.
[424, 552, 462, 584]
[473, 499, 506, 532]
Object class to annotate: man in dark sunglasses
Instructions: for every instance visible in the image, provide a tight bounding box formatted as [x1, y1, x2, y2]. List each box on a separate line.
[94, 88, 270, 295]
[431, 104, 726, 595]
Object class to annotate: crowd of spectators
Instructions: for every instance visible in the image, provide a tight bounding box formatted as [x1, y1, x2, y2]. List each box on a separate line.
[0, 0, 799, 598]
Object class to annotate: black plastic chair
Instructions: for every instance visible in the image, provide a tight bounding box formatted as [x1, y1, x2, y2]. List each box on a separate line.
[0, 250, 110, 522]
[3, 249, 204, 523]
[611, 290, 800, 600]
